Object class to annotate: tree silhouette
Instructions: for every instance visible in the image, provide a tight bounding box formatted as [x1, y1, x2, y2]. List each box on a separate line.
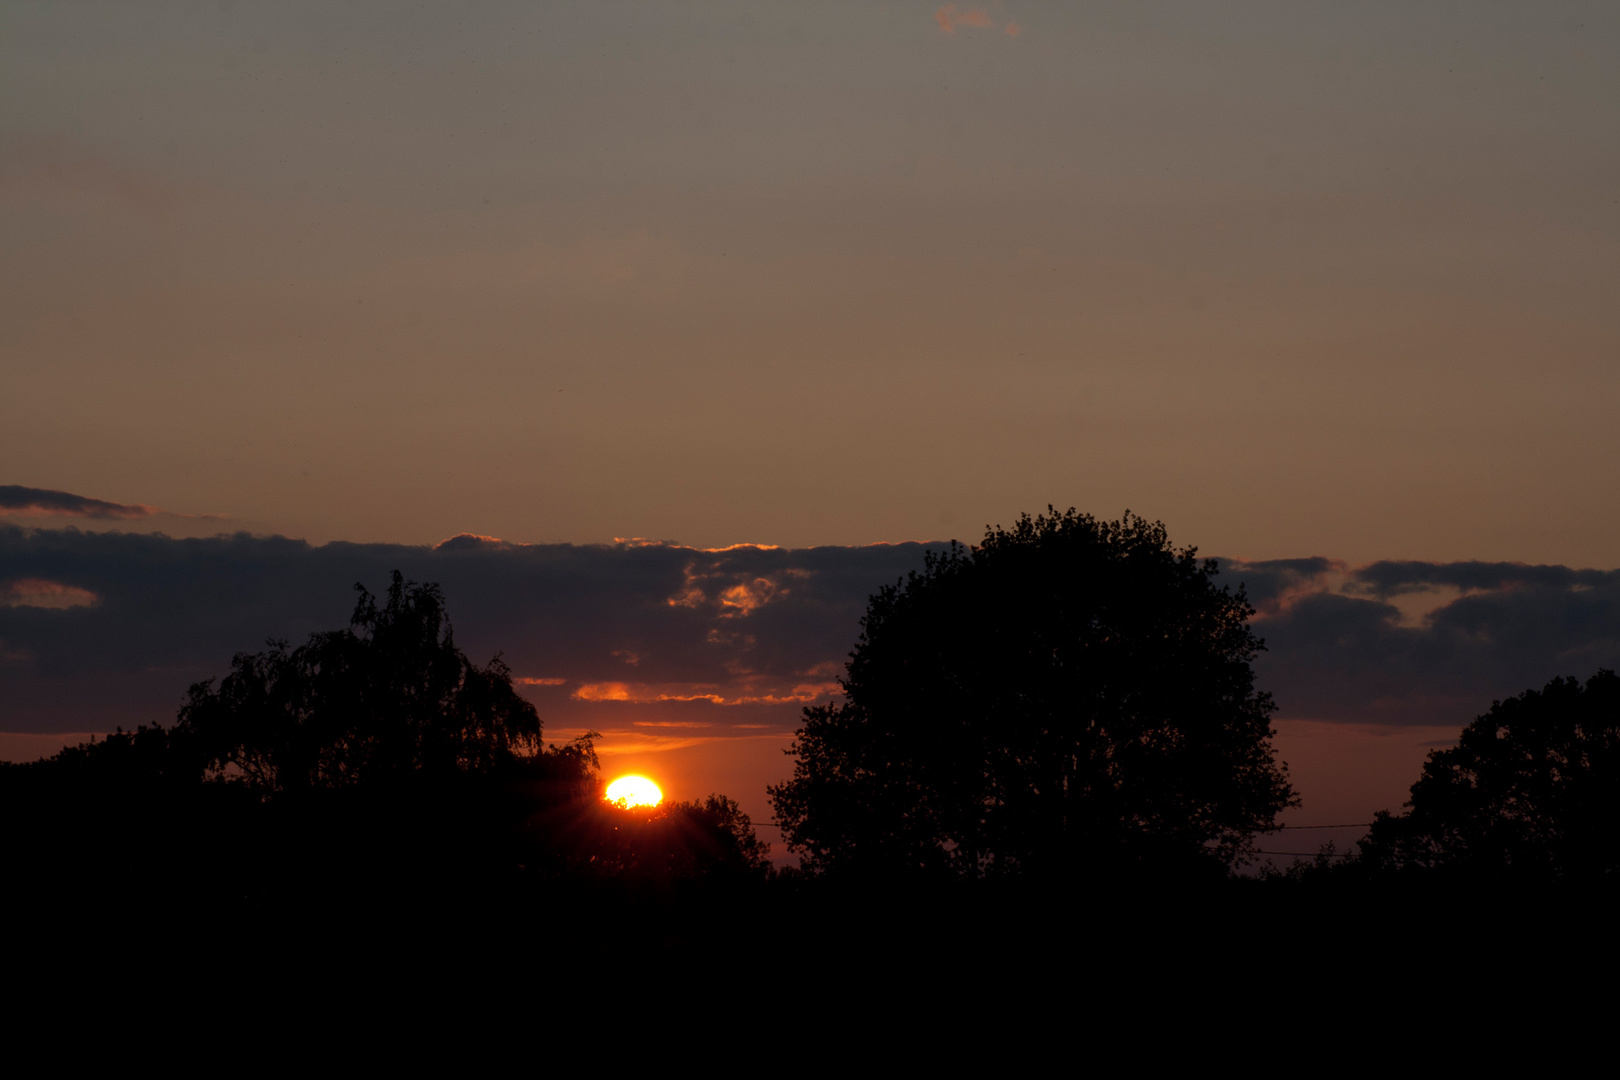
[2, 571, 782, 916]
[0, 574, 602, 906]
[768, 509, 1295, 879]
[1361, 669, 1620, 880]
[566, 794, 772, 883]
[175, 571, 542, 792]
[0, 723, 251, 898]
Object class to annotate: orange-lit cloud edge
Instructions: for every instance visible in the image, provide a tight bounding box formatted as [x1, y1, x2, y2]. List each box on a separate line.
[934, 5, 1020, 36]
[439, 530, 900, 710]
[458, 532, 863, 757]
[1, 578, 99, 609]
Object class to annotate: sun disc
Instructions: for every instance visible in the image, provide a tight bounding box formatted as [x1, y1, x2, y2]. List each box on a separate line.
[605, 775, 663, 807]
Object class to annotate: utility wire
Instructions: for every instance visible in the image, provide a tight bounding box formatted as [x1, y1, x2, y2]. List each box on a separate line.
[1279, 823, 1373, 830]
[752, 821, 1374, 831]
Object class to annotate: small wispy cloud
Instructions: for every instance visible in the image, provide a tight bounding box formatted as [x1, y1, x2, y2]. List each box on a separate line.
[0, 485, 155, 520]
[540, 725, 794, 757]
[2, 578, 99, 610]
[935, 5, 995, 33]
[574, 681, 634, 702]
[571, 678, 840, 707]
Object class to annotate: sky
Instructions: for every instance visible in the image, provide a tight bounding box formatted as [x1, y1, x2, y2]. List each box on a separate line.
[4, 3, 1619, 862]
[5, 1, 1618, 562]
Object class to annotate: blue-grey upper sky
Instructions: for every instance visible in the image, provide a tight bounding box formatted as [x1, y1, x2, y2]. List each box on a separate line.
[4, 2, 1618, 563]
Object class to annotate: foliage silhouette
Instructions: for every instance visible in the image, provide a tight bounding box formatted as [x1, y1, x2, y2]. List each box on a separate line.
[175, 571, 541, 792]
[0, 571, 776, 921]
[0, 724, 253, 898]
[563, 794, 772, 884]
[768, 508, 1295, 879]
[1360, 669, 1620, 880]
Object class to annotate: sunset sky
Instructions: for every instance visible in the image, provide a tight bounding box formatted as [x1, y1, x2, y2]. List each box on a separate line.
[4, 3, 1618, 863]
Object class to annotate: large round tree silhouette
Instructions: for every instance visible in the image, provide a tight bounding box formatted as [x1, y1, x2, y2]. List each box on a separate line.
[769, 508, 1295, 879]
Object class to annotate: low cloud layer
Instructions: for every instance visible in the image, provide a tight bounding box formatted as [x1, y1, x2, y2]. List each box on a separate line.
[1218, 557, 1620, 725]
[2, 528, 1617, 753]
[0, 526, 939, 746]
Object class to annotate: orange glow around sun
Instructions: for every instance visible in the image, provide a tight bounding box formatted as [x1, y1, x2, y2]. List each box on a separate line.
[605, 775, 663, 808]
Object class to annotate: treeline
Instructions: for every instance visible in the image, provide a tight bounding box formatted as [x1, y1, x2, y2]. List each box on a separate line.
[1, 574, 770, 936]
[1300, 666, 1620, 884]
[6, 511, 1620, 935]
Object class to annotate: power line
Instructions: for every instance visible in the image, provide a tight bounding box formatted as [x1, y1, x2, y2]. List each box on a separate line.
[754, 828, 1358, 859]
[751, 821, 1373, 830]
[1280, 823, 1372, 830]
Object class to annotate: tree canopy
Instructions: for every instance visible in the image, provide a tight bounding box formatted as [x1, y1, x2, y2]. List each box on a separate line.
[571, 795, 773, 883]
[1361, 669, 1620, 880]
[1, 571, 777, 911]
[175, 571, 542, 793]
[768, 508, 1295, 879]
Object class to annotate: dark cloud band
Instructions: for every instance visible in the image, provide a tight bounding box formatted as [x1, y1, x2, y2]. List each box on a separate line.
[0, 526, 940, 738]
[1216, 557, 1620, 726]
[2, 529, 1617, 742]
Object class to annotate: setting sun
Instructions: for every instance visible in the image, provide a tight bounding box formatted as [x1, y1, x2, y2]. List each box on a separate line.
[605, 775, 663, 808]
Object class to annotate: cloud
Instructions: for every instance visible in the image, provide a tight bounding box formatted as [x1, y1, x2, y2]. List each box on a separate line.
[579, 729, 729, 756]
[571, 677, 840, 707]
[935, 6, 994, 33]
[2, 579, 99, 610]
[663, 546, 804, 619]
[1247, 564, 1620, 726]
[1349, 559, 1604, 597]
[433, 533, 510, 552]
[1213, 557, 1344, 616]
[718, 578, 780, 617]
[574, 682, 633, 702]
[2, 526, 1617, 746]
[0, 486, 155, 521]
[0, 526, 938, 739]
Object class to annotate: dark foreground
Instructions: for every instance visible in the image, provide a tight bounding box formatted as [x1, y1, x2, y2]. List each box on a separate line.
[9, 858, 1615, 1023]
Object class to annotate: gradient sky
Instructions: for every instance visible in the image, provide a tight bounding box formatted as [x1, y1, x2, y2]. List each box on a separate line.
[5, 2, 1618, 563]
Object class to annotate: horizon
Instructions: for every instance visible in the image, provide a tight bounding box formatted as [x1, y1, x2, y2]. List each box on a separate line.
[7, 496, 1618, 868]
